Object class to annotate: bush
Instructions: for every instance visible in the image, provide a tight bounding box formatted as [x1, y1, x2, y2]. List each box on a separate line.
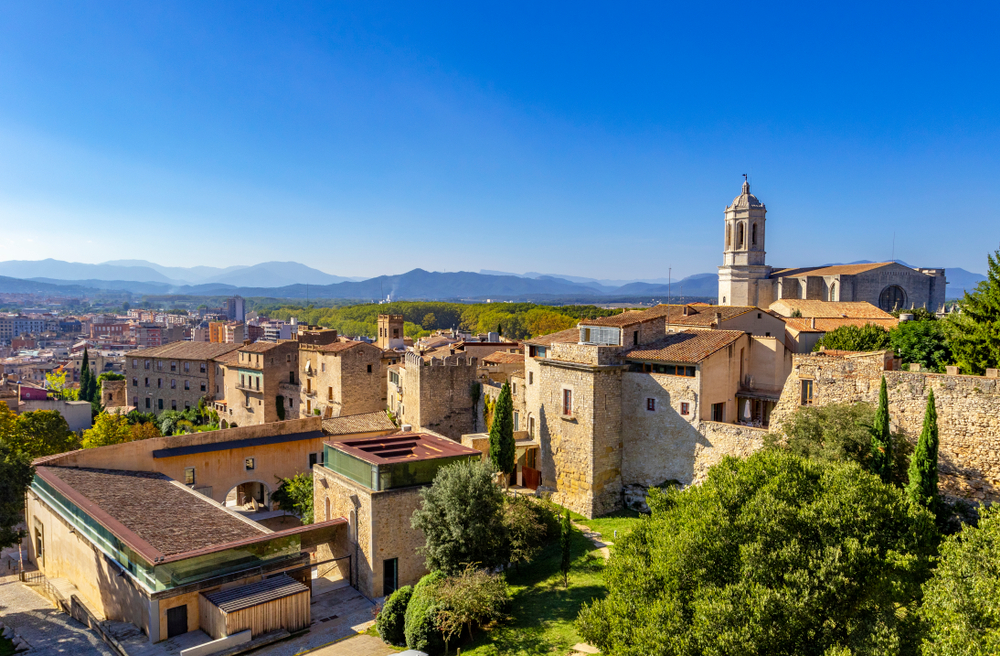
[503, 495, 558, 569]
[376, 585, 412, 646]
[404, 571, 447, 653]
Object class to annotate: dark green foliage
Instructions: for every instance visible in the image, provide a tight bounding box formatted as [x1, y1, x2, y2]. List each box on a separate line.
[890, 318, 952, 372]
[5, 410, 78, 459]
[945, 249, 1000, 375]
[503, 495, 558, 570]
[96, 372, 125, 383]
[376, 585, 412, 646]
[576, 450, 938, 656]
[79, 349, 96, 403]
[921, 505, 1000, 654]
[813, 323, 892, 352]
[906, 390, 940, 512]
[0, 442, 33, 550]
[271, 473, 314, 523]
[404, 571, 447, 653]
[125, 410, 158, 426]
[560, 510, 571, 587]
[411, 459, 506, 574]
[489, 382, 515, 478]
[871, 376, 892, 484]
[764, 401, 911, 487]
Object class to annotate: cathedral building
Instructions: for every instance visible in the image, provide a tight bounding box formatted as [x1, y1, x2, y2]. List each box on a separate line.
[717, 179, 947, 312]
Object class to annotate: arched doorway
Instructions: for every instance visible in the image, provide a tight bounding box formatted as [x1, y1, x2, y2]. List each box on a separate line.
[224, 481, 271, 512]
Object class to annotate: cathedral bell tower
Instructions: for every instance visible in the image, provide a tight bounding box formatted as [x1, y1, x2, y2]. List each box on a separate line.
[718, 176, 772, 306]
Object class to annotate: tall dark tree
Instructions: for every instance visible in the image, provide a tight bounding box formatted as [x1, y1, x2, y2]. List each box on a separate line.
[488, 381, 515, 483]
[906, 389, 940, 511]
[79, 348, 98, 403]
[0, 442, 33, 550]
[870, 376, 893, 484]
[946, 249, 1000, 374]
[560, 509, 572, 588]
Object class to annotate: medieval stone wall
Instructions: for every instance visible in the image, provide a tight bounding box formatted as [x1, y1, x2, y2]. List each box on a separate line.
[411, 353, 479, 440]
[771, 351, 1000, 501]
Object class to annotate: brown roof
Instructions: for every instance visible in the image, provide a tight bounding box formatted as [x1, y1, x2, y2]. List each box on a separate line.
[642, 304, 757, 326]
[625, 329, 745, 363]
[579, 311, 656, 327]
[239, 341, 286, 353]
[213, 350, 240, 365]
[769, 300, 894, 319]
[785, 317, 899, 333]
[770, 262, 896, 278]
[327, 432, 480, 465]
[37, 466, 266, 560]
[483, 352, 525, 364]
[524, 327, 579, 347]
[132, 341, 241, 361]
[322, 411, 398, 436]
[304, 340, 367, 354]
[203, 574, 308, 613]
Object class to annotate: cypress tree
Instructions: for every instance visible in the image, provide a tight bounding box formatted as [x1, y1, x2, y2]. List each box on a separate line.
[906, 389, 939, 510]
[870, 376, 892, 483]
[79, 349, 93, 403]
[488, 381, 515, 484]
[560, 509, 572, 587]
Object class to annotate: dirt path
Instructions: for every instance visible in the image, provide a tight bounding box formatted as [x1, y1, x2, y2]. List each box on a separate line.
[571, 521, 613, 560]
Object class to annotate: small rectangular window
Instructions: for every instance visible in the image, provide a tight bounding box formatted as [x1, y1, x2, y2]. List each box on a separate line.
[171, 400, 177, 410]
[200, 363, 206, 373]
[158, 399, 164, 410]
[184, 380, 190, 390]
[680, 402, 690, 416]
[170, 379, 176, 389]
[801, 379, 814, 405]
[245, 458, 255, 471]
[528, 371, 533, 384]
[200, 383, 206, 392]
[132, 378, 138, 387]
[184, 362, 190, 372]
[711, 402, 725, 422]
[367, 364, 373, 373]
[145, 398, 151, 409]
[562, 389, 573, 416]
[157, 378, 162, 388]
[647, 398, 655, 411]
[633, 330, 639, 346]
[513, 411, 520, 431]
[184, 467, 195, 485]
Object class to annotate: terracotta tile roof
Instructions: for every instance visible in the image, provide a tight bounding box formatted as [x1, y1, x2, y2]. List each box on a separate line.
[37, 466, 266, 559]
[642, 304, 757, 326]
[524, 327, 579, 347]
[579, 311, 656, 327]
[239, 341, 286, 353]
[213, 350, 240, 365]
[625, 329, 745, 363]
[132, 342, 241, 361]
[306, 340, 366, 354]
[769, 300, 894, 319]
[770, 262, 896, 277]
[785, 317, 898, 333]
[483, 352, 525, 364]
[322, 411, 397, 436]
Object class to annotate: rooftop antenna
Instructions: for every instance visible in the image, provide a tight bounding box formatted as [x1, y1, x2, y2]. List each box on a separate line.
[667, 267, 671, 334]
[891, 232, 896, 263]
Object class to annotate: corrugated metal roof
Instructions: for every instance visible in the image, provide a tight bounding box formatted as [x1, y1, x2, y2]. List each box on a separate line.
[203, 574, 309, 613]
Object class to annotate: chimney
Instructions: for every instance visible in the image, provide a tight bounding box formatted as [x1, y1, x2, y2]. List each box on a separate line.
[243, 339, 252, 346]
[811, 317, 816, 330]
[683, 306, 690, 316]
[715, 311, 723, 325]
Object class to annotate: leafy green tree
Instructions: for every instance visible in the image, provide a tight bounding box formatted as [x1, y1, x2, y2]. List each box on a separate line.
[765, 401, 911, 487]
[577, 450, 938, 656]
[921, 505, 1000, 654]
[871, 376, 893, 484]
[502, 495, 547, 571]
[82, 413, 133, 448]
[421, 313, 437, 330]
[5, 410, 78, 459]
[271, 473, 314, 523]
[0, 442, 33, 550]
[404, 571, 448, 653]
[945, 249, 1000, 374]
[45, 369, 76, 400]
[434, 564, 510, 649]
[560, 509, 571, 588]
[813, 323, 892, 352]
[411, 459, 506, 574]
[891, 318, 952, 372]
[376, 585, 412, 646]
[488, 382, 515, 484]
[906, 389, 939, 512]
[97, 372, 125, 384]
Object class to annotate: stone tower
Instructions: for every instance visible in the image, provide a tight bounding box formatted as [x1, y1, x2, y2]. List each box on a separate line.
[718, 178, 772, 306]
[377, 314, 405, 350]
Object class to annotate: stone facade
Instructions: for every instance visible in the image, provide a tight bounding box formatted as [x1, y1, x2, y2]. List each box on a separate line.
[101, 378, 127, 407]
[216, 340, 299, 427]
[390, 351, 479, 440]
[377, 314, 405, 350]
[771, 351, 1000, 501]
[125, 343, 240, 414]
[300, 341, 386, 419]
[313, 464, 427, 598]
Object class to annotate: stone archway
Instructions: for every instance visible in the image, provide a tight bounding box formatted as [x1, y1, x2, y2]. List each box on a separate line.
[224, 480, 272, 512]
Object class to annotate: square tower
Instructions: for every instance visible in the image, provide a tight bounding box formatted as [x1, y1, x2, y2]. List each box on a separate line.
[377, 314, 405, 350]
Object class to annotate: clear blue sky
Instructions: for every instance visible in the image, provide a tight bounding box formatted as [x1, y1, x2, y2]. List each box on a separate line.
[1, 2, 997, 279]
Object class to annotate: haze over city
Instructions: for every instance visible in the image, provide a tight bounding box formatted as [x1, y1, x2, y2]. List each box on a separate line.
[1, 2, 998, 278]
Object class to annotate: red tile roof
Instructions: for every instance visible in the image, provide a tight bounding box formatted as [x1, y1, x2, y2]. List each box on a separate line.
[483, 352, 526, 364]
[785, 317, 898, 333]
[625, 329, 745, 363]
[322, 411, 398, 436]
[769, 300, 894, 319]
[579, 311, 657, 327]
[642, 304, 757, 326]
[524, 327, 579, 347]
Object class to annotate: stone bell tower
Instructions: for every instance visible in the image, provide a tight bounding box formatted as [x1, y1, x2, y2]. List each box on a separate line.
[718, 176, 772, 306]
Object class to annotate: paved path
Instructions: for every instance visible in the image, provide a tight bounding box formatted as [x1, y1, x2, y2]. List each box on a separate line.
[571, 521, 613, 560]
[292, 633, 397, 656]
[0, 574, 115, 656]
[253, 587, 378, 656]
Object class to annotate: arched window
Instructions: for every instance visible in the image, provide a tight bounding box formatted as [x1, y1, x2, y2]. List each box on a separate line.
[829, 282, 837, 302]
[737, 223, 745, 249]
[752, 223, 757, 246]
[800, 279, 807, 299]
[879, 285, 907, 311]
[726, 224, 731, 249]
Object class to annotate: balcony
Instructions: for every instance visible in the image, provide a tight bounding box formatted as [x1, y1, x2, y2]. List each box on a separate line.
[235, 383, 262, 393]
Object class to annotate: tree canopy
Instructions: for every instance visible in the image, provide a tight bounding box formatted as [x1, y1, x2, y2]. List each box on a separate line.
[906, 390, 940, 512]
[577, 450, 938, 656]
[1, 408, 78, 459]
[271, 473, 314, 523]
[945, 249, 1000, 374]
[890, 317, 952, 372]
[411, 459, 506, 574]
[0, 442, 33, 550]
[813, 323, 892, 352]
[488, 382, 515, 478]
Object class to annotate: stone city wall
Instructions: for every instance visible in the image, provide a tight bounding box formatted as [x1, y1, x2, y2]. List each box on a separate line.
[411, 354, 479, 441]
[771, 351, 1000, 501]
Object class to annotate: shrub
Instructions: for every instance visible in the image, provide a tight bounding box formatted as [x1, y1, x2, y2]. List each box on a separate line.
[503, 495, 556, 569]
[376, 585, 412, 646]
[404, 571, 447, 653]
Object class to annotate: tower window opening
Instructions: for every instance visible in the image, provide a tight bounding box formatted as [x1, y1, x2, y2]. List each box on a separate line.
[737, 223, 745, 249]
[752, 223, 757, 246]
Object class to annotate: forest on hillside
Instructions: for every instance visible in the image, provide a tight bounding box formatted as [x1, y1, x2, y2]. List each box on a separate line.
[257, 301, 620, 340]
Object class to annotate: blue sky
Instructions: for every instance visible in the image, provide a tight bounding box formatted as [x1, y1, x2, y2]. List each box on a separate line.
[0, 2, 998, 279]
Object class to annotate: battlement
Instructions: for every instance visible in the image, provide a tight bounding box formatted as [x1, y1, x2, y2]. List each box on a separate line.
[427, 355, 478, 367]
[378, 314, 404, 321]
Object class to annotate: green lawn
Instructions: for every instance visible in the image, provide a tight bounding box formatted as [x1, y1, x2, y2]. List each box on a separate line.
[576, 509, 644, 545]
[458, 528, 607, 655]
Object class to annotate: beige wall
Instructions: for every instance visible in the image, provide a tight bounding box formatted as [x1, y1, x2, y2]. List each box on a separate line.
[697, 334, 749, 422]
[300, 343, 385, 419]
[126, 355, 216, 414]
[718, 310, 787, 345]
[217, 342, 299, 427]
[746, 336, 793, 395]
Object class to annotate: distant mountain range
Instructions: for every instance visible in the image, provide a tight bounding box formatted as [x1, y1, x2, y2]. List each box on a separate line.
[0, 259, 985, 302]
